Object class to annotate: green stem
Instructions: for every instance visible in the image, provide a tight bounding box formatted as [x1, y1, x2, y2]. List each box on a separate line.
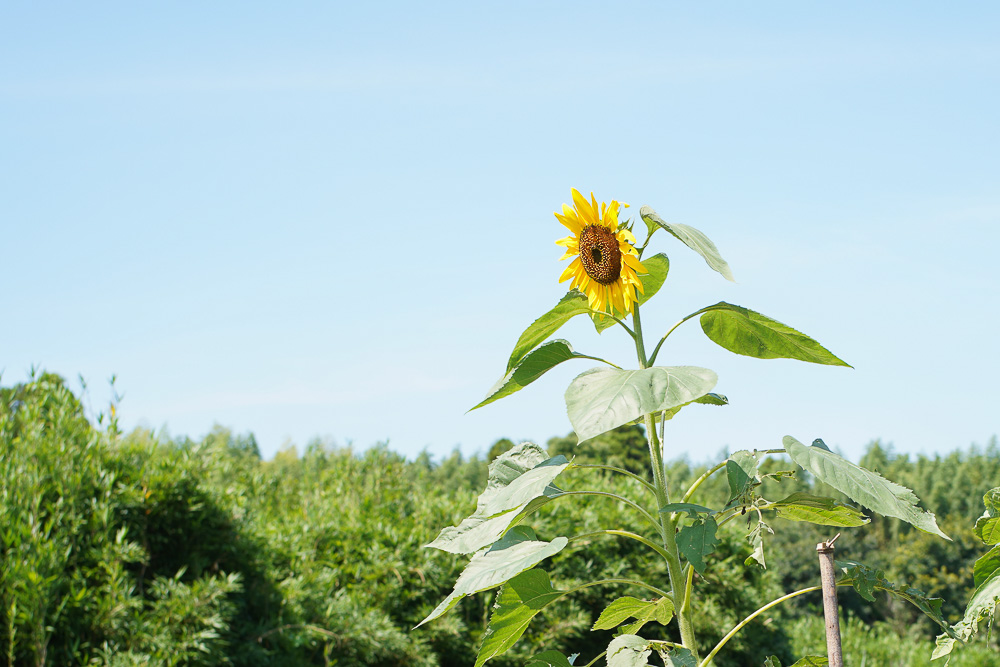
[572, 464, 657, 496]
[699, 585, 841, 667]
[569, 529, 672, 562]
[681, 461, 727, 504]
[632, 303, 700, 660]
[569, 577, 671, 600]
[557, 491, 660, 530]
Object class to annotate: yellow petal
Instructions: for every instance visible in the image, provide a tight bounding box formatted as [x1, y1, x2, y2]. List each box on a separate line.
[618, 228, 636, 245]
[559, 258, 581, 283]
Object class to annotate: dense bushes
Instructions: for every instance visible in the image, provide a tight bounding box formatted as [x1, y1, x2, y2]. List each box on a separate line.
[1, 373, 997, 665]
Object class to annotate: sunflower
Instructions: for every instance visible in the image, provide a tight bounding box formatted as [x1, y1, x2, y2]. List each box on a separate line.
[555, 188, 646, 317]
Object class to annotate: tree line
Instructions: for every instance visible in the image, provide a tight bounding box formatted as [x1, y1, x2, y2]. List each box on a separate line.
[1, 373, 997, 665]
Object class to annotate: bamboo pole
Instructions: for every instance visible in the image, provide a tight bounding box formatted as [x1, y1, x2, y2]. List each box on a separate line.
[816, 533, 844, 667]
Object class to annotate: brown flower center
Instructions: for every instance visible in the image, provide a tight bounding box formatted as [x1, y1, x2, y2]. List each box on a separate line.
[579, 225, 622, 285]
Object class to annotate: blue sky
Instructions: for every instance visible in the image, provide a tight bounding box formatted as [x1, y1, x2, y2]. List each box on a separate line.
[3, 2, 998, 462]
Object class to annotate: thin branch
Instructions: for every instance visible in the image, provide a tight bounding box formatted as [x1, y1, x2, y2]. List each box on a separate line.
[569, 529, 672, 562]
[557, 490, 660, 530]
[572, 464, 657, 496]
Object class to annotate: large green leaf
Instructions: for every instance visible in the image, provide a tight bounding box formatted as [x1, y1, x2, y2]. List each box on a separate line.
[473, 340, 608, 411]
[416, 527, 568, 628]
[699, 303, 850, 366]
[784, 437, 948, 539]
[507, 291, 590, 372]
[639, 206, 734, 281]
[427, 442, 570, 554]
[676, 517, 719, 575]
[592, 596, 675, 633]
[771, 492, 869, 527]
[565, 366, 717, 443]
[973, 544, 1000, 589]
[606, 635, 653, 667]
[476, 569, 567, 667]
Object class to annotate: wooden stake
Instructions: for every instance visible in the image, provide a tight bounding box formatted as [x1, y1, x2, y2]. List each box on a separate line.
[816, 534, 844, 667]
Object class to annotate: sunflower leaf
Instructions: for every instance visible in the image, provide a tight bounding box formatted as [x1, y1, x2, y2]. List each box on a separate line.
[415, 526, 568, 628]
[564, 366, 717, 443]
[473, 340, 610, 411]
[636, 253, 669, 306]
[639, 206, 734, 282]
[697, 302, 851, 367]
[606, 635, 652, 667]
[426, 442, 570, 554]
[476, 569, 567, 667]
[507, 291, 591, 372]
[771, 492, 869, 527]
[784, 436, 948, 539]
[676, 516, 719, 575]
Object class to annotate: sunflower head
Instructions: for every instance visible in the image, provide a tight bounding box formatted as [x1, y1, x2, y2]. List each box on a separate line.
[555, 188, 646, 317]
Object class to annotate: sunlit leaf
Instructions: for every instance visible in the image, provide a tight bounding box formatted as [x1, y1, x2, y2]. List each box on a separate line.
[699, 303, 850, 366]
[507, 291, 590, 372]
[606, 634, 652, 667]
[473, 340, 609, 410]
[787, 658, 828, 667]
[476, 569, 566, 667]
[416, 527, 568, 628]
[784, 436, 948, 539]
[973, 544, 1000, 589]
[592, 253, 670, 333]
[427, 442, 570, 554]
[771, 492, 869, 527]
[745, 518, 773, 568]
[639, 206, 734, 281]
[565, 366, 717, 443]
[592, 596, 674, 633]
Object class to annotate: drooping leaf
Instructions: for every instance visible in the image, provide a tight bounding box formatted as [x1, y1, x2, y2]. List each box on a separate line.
[525, 650, 577, 667]
[837, 560, 953, 633]
[771, 492, 869, 527]
[676, 517, 719, 575]
[507, 291, 591, 371]
[745, 518, 773, 568]
[659, 503, 715, 517]
[476, 569, 567, 667]
[973, 544, 1000, 589]
[416, 527, 568, 627]
[565, 366, 717, 443]
[784, 436, 948, 539]
[592, 596, 674, 633]
[639, 206, 735, 281]
[473, 340, 609, 410]
[606, 635, 652, 667]
[427, 443, 571, 554]
[656, 645, 697, 667]
[698, 303, 850, 366]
